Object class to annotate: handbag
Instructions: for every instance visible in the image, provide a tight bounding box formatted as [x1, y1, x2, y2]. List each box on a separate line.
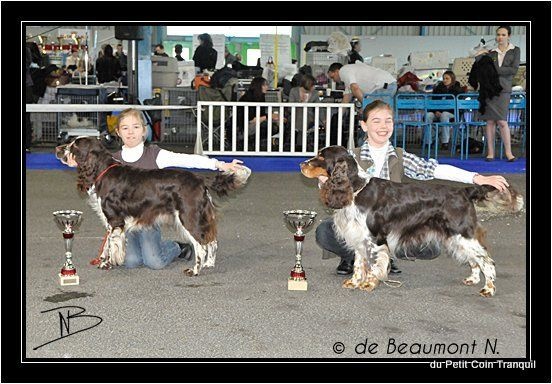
[192, 74, 211, 90]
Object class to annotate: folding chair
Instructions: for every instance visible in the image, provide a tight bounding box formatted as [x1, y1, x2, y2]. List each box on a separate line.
[508, 92, 526, 158]
[453, 93, 486, 160]
[425, 93, 458, 160]
[394, 93, 430, 156]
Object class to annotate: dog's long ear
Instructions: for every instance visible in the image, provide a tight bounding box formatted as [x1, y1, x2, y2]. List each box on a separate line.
[320, 159, 354, 209]
[343, 154, 366, 191]
[75, 139, 107, 194]
[76, 155, 97, 194]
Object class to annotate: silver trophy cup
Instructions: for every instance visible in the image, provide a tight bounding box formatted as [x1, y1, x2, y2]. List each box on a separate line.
[283, 210, 317, 291]
[53, 210, 83, 286]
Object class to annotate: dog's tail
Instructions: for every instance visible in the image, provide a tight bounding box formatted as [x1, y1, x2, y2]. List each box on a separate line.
[464, 185, 524, 216]
[207, 166, 252, 197]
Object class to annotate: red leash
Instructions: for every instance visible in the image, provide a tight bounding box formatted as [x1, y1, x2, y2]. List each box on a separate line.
[90, 231, 109, 266]
[95, 163, 120, 184]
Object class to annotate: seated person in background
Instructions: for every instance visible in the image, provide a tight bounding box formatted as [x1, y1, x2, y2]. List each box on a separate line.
[224, 47, 237, 67]
[425, 70, 464, 150]
[287, 74, 325, 134]
[348, 39, 364, 64]
[65, 49, 81, 74]
[235, 77, 285, 143]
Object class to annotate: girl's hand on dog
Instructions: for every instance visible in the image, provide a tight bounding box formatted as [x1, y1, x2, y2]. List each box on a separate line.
[217, 159, 244, 172]
[65, 153, 78, 167]
[473, 174, 509, 192]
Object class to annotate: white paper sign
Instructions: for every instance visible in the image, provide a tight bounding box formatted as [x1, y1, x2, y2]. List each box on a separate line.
[192, 34, 225, 70]
[409, 50, 449, 70]
[259, 34, 291, 68]
[177, 61, 197, 88]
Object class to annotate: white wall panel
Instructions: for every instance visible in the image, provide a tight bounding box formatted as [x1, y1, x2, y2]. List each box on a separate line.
[300, 33, 527, 68]
[303, 25, 526, 37]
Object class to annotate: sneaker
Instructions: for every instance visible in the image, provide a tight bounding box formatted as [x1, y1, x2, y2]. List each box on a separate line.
[336, 258, 354, 275]
[390, 259, 402, 274]
[176, 242, 194, 261]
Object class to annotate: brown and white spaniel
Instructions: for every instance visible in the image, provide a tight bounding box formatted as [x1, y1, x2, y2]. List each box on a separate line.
[301, 146, 524, 297]
[55, 137, 251, 275]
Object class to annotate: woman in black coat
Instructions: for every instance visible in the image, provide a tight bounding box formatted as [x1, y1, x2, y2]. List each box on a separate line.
[192, 33, 218, 73]
[235, 77, 284, 146]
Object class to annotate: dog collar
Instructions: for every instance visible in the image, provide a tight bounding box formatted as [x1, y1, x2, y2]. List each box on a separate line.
[87, 163, 121, 195]
[95, 163, 120, 184]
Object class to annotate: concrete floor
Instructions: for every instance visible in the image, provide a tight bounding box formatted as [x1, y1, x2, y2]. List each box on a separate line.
[24, 169, 527, 359]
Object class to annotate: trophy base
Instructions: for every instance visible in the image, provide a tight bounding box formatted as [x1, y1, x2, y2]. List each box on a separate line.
[59, 273, 80, 286]
[288, 278, 308, 291]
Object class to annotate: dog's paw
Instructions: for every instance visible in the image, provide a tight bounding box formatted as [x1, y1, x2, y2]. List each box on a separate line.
[203, 261, 215, 268]
[358, 278, 379, 292]
[479, 283, 496, 297]
[342, 279, 358, 289]
[463, 277, 479, 286]
[183, 268, 198, 277]
[98, 261, 112, 270]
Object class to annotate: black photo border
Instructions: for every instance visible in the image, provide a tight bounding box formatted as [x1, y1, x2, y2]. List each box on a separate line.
[7, 1, 550, 382]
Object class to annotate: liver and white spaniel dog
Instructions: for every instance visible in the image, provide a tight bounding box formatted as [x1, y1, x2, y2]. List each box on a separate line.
[301, 146, 523, 297]
[55, 137, 251, 275]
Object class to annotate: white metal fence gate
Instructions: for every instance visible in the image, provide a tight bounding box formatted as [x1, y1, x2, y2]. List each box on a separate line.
[195, 101, 356, 156]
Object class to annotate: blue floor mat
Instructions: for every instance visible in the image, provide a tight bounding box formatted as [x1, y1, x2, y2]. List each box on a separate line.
[26, 152, 526, 174]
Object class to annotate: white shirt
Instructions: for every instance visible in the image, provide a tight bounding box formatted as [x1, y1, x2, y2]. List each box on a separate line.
[339, 62, 396, 95]
[120, 142, 219, 170]
[492, 43, 515, 67]
[66, 55, 80, 67]
[367, 143, 388, 177]
[366, 142, 477, 184]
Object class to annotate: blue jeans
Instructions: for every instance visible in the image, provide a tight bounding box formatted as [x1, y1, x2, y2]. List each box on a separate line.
[425, 111, 454, 144]
[372, 81, 398, 97]
[124, 225, 180, 269]
[315, 218, 355, 262]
